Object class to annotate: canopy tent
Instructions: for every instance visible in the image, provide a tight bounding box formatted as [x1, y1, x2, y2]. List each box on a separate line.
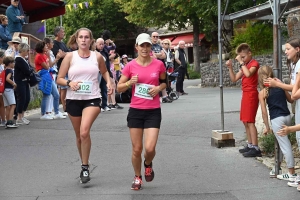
[0, 0, 65, 23]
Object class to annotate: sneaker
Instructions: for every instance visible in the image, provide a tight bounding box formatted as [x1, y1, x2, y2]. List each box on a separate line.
[144, 161, 155, 182]
[239, 146, 251, 153]
[101, 108, 105, 112]
[242, 148, 262, 157]
[62, 112, 68, 116]
[288, 176, 300, 187]
[22, 117, 30, 125]
[6, 123, 18, 128]
[131, 176, 143, 190]
[111, 103, 124, 109]
[0, 122, 5, 127]
[80, 169, 90, 184]
[40, 114, 53, 120]
[104, 106, 111, 111]
[277, 173, 297, 181]
[53, 113, 67, 119]
[16, 119, 25, 125]
[270, 166, 282, 178]
[182, 92, 188, 95]
[162, 97, 172, 103]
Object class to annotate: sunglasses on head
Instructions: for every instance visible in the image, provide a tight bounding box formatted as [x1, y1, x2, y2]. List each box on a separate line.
[152, 36, 159, 38]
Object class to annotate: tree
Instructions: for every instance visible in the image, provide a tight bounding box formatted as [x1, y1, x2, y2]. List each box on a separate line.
[46, 0, 140, 41]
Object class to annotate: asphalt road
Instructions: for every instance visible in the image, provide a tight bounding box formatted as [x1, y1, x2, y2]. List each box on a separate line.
[0, 79, 299, 200]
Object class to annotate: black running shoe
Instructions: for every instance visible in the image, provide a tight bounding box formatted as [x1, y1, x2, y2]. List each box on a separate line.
[243, 148, 262, 157]
[239, 146, 250, 153]
[144, 161, 155, 182]
[80, 169, 90, 184]
[111, 103, 123, 109]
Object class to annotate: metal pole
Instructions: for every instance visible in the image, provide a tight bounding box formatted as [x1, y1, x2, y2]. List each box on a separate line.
[273, 0, 280, 176]
[44, 20, 47, 38]
[60, 15, 62, 26]
[218, 0, 224, 131]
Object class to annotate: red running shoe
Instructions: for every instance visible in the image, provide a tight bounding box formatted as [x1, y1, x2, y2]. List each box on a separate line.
[144, 161, 155, 182]
[131, 176, 143, 190]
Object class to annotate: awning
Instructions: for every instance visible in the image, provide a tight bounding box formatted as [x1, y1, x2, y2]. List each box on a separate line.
[160, 33, 205, 48]
[21, 0, 66, 23]
[0, 0, 66, 23]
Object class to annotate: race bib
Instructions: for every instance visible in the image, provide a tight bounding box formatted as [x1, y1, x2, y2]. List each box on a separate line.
[75, 81, 92, 95]
[134, 83, 153, 100]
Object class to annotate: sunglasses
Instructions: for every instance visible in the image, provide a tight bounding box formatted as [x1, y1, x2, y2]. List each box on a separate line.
[12, 42, 19, 44]
[163, 43, 169, 45]
[152, 36, 159, 38]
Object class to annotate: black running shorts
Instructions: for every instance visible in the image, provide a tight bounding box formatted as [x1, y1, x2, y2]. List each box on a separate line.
[127, 107, 161, 129]
[66, 98, 101, 117]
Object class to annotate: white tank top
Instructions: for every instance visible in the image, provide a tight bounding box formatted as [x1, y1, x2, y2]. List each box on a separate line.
[66, 51, 100, 100]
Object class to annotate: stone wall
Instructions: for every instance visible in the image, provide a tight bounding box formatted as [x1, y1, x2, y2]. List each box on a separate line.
[200, 55, 289, 87]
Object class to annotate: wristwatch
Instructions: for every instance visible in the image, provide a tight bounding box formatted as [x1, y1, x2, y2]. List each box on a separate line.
[66, 80, 71, 87]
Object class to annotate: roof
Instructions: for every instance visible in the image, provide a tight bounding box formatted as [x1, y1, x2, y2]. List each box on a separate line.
[0, 0, 65, 23]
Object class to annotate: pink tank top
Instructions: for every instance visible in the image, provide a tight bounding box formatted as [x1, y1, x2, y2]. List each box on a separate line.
[66, 51, 100, 100]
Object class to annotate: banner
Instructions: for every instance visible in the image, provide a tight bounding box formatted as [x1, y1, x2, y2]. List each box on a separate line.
[66, 2, 92, 11]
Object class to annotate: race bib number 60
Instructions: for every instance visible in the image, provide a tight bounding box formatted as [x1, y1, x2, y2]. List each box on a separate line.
[75, 81, 93, 95]
[134, 83, 153, 100]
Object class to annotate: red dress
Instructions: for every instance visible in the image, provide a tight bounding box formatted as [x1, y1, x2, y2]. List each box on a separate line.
[240, 59, 259, 123]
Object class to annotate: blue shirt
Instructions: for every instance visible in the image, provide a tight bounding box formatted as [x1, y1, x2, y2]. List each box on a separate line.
[6, 5, 24, 34]
[0, 24, 12, 49]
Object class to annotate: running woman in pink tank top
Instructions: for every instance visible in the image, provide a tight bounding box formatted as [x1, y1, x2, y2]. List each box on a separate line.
[117, 33, 167, 190]
[57, 28, 113, 184]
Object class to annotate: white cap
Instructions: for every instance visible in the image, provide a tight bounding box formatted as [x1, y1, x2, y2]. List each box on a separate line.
[136, 33, 152, 45]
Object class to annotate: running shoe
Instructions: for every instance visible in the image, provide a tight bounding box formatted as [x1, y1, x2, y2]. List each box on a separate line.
[162, 97, 172, 103]
[111, 103, 124, 109]
[131, 176, 142, 190]
[53, 113, 66, 119]
[80, 169, 90, 184]
[16, 119, 25, 124]
[40, 114, 53, 120]
[277, 173, 297, 181]
[22, 117, 30, 125]
[104, 106, 111, 111]
[144, 161, 155, 182]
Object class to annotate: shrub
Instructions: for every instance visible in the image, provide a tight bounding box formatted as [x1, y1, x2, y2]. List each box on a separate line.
[231, 21, 273, 56]
[187, 63, 201, 79]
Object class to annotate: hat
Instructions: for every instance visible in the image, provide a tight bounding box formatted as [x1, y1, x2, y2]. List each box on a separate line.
[7, 37, 21, 46]
[136, 33, 152, 45]
[122, 54, 128, 59]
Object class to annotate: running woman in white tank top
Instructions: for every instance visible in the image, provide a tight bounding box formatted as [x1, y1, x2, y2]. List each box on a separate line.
[57, 28, 113, 184]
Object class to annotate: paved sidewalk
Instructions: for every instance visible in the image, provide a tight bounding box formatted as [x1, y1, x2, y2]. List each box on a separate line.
[0, 79, 299, 200]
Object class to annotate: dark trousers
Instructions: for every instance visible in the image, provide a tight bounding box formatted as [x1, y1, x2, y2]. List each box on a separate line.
[15, 80, 30, 114]
[100, 78, 108, 108]
[176, 67, 185, 93]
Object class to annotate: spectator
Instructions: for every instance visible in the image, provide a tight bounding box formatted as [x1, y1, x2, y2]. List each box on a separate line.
[0, 49, 6, 126]
[6, 0, 25, 37]
[14, 43, 30, 125]
[52, 26, 69, 114]
[95, 37, 113, 112]
[67, 34, 78, 51]
[34, 41, 65, 120]
[121, 54, 129, 69]
[5, 37, 20, 58]
[0, 15, 12, 50]
[174, 41, 188, 95]
[43, 37, 61, 117]
[2, 56, 17, 128]
[225, 43, 260, 157]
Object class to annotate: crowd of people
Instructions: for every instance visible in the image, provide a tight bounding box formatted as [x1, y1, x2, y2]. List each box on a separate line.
[226, 39, 300, 191]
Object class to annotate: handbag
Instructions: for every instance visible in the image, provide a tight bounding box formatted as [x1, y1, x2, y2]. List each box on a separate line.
[28, 71, 41, 87]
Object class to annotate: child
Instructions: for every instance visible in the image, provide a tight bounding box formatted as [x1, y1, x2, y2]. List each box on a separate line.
[269, 37, 300, 190]
[258, 65, 296, 180]
[2, 56, 17, 128]
[225, 43, 261, 157]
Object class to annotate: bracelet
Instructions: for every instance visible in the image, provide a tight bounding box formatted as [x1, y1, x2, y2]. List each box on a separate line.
[125, 81, 130, 88]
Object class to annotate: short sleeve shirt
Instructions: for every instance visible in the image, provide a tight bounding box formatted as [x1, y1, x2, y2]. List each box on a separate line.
[35, 53, 48, 71]
[122, 58, 166, 109]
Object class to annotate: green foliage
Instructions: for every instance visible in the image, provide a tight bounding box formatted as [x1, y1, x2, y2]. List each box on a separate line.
[46, 0, 140, 40]
[259, 133, 276, 155]
[230, 21, 273, 56]
[187, 63, 201, 79]
[27, 89, 42, 110]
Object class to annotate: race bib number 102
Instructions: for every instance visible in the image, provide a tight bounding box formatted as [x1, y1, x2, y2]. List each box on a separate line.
[75, 81, 93, 95]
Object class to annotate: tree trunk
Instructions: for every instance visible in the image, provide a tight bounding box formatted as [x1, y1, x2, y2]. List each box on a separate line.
[192, 17, 200, 73]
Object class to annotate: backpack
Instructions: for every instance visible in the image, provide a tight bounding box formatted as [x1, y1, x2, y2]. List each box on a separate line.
[0, 69, 5, 93]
